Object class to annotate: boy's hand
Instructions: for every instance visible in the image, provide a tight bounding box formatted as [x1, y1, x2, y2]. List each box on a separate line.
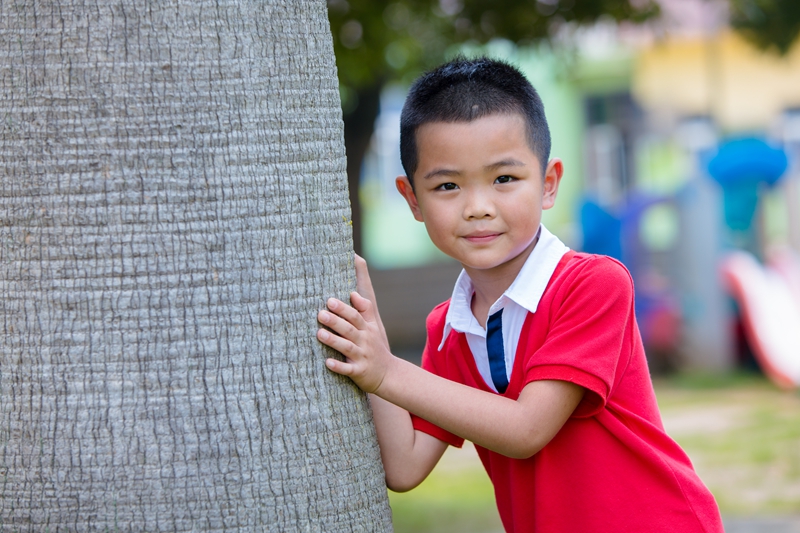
[317, 255, 393, 393]
[351, 254, 389, 344]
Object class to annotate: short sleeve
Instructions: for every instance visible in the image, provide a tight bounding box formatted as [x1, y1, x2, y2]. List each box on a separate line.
[410, 303, 465, 448]
[524, 256, 634, 418]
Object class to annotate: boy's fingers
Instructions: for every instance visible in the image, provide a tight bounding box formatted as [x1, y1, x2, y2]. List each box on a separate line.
[317, 328, 359, 358]
[349, 293, 390, 345]
[325, 357, 354, 376]
[318, 310, 362, 344]
[324, 298, 367, 330]
[350, 291, 374, 317]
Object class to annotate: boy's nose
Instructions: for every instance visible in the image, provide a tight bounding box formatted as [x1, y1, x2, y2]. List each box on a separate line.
[463, 191, 496, 220]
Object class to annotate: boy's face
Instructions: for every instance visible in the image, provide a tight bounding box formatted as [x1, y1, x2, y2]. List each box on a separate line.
[396, 113, 562, 278]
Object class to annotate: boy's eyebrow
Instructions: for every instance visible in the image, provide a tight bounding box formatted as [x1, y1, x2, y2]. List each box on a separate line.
[484, 158, 526, 171]
[421, 168, 461, 181]
[421, 158, 526, 181]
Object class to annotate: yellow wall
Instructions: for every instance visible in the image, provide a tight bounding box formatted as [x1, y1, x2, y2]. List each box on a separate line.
[633, 31, 800, 132]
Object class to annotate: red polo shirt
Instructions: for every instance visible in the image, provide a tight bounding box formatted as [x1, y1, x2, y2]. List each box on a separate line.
[411, 252, 723, 533]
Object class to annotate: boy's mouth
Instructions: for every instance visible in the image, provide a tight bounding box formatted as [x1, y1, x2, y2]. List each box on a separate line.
[463, 231, 502, 243]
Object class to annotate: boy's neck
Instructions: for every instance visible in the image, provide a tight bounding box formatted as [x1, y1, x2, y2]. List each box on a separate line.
[466, 235, 539, 328]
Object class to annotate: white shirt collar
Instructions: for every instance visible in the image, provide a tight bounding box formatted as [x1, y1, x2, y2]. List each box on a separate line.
[438, 225, 570, 350]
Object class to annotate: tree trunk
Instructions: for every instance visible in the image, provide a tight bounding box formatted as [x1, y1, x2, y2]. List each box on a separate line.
[0, 0, 393, 530]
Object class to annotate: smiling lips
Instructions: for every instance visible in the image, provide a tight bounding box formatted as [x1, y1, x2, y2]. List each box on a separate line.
[464, 231, 502, 243]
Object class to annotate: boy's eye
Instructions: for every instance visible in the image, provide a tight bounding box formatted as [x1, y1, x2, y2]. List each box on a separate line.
[436, 182, 458, 191]
[495, 175, 515, 184]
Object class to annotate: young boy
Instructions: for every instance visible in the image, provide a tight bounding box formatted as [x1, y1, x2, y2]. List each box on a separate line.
[316, 57, 723, 532]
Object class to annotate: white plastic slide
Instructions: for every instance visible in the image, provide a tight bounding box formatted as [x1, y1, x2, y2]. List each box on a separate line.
[721, 250, 800, 389]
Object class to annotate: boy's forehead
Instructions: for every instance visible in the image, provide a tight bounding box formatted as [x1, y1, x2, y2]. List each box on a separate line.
[415, 114, 534, 155]
[417, 111, 527, 131]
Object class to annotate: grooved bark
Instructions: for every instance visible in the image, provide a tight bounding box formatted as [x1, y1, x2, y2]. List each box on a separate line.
[0, 0, 393, 530]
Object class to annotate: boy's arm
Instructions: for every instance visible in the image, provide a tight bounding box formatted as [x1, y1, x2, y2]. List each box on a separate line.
[318, 257, 584, 462]
[337, 256, 448, 492]
[368, 393, 448, 492]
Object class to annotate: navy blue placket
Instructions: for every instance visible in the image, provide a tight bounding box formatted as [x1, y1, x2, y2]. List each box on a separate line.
[486, 309, 509, 394]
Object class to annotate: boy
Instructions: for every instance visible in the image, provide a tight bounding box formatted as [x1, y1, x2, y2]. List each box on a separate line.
[316, 57, 723, 532]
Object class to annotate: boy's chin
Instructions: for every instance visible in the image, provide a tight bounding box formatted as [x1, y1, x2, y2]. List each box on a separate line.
[457, 246, 537, 276]
[459, 256, 522, 274]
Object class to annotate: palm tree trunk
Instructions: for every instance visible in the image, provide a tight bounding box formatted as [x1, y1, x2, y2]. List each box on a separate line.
[0, 0, 392, 530]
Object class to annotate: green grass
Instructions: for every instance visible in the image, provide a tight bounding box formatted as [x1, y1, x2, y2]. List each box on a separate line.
[388, 446, 502, 533]
[387, 372, 800, 532]
[654, 372, 800, 517]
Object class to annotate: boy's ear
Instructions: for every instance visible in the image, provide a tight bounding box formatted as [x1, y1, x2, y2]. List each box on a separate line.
[395, 176, 425, 222]
[542, 158, 563, 210]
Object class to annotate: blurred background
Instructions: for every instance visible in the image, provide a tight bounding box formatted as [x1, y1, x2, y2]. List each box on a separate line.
[327, 0, 800, 530]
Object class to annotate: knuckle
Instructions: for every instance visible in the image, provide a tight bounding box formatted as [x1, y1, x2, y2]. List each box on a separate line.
[344, 322, 359, 338]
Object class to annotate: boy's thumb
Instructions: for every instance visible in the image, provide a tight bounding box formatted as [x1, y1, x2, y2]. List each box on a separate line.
[354, 254, 375, 299]
[352, 255, 389, 341]
[350, 291, 373, 316]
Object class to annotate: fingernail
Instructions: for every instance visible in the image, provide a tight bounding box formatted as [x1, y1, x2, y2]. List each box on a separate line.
[327, 298, 337, 308]
[318, 310, 330, 323]
[318, 330, 329, 341]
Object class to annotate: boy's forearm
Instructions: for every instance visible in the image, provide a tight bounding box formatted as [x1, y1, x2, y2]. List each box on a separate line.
[368, 393, 446, 491]
[369, 393, 416, 480]
[375, 357, 530, 457]
[374, 356, 583, 460]
[315, 257, 581, 462]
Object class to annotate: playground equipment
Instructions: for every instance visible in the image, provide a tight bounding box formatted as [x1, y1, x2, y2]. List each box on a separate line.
[580, 136, 799, 383]
[721, 250, 800, 389]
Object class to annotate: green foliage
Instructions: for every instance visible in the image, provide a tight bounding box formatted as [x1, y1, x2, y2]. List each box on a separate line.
[327, 0, 445, 93]
[327, 0, 660, 94]
[730, 0, 800, 54]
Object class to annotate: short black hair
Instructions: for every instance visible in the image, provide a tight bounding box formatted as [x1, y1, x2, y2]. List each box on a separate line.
[400, 56, 551, 185]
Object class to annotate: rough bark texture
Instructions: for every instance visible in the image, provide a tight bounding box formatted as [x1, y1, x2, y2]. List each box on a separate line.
[0, 0, 393, 530]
